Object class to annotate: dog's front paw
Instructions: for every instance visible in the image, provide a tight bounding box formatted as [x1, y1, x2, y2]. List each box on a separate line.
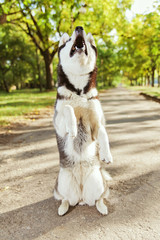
[66, 121, 77, 138]
[70, 122, 77, 138]
[64, 105, 77, 138]
[100, 150, 113, 164]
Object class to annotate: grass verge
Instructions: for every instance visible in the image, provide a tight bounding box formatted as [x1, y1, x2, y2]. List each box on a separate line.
[0, 89, 56, 127]
[127, 86, 160, 99]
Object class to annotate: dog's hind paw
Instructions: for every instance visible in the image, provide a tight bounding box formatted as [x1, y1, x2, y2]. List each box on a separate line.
[96, 198, 108, 215]
[58, 200, 69, 216]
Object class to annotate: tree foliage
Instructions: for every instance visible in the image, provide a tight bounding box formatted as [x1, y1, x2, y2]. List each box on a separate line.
[118, 5, 160, 86]
[0, 24, 45, 92]
[0, 0, 159, 91]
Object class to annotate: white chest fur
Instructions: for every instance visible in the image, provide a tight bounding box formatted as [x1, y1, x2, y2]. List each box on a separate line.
[63, 71, 90, 90]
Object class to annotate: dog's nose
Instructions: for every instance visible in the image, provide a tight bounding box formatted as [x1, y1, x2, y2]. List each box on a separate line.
[75, 26, 83, 33]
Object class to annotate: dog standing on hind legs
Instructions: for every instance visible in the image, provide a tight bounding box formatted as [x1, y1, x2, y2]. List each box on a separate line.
[53, 26, 113, 216]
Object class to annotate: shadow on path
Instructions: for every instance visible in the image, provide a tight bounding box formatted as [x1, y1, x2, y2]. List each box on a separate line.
[1, 168, 160, 240]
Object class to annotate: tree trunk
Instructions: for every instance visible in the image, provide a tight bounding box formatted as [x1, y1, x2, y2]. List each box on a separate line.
[157, 68, 160, 87]
[158, 75, 160, 87]
[36, 48, 42, 92]
[43, 50, 53, 90]
[38, 65, 42, 92]
[144, 75, 147, 86]
[103, 76, 106, 87]
[130, 79, 133, 86]
[135, 79, 138, 85]
[108, 78, 112, 87]
[151, 66, 155, 87]
[146, 74, 150, 86]
[16, 84, 19, 90]
[142, 75, 144, 86]
[3, 75, 9, 93]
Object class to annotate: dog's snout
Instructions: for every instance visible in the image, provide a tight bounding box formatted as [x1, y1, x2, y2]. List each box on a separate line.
[75, 26, 83, 33]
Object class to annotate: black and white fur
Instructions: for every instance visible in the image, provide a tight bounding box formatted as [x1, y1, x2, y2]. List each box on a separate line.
[53, 26, 113, 216]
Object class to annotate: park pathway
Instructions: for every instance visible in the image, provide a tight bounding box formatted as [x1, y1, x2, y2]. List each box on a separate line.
[0, 87, 160, 240]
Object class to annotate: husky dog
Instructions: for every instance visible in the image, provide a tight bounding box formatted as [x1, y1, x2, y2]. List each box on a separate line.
[53, 26, 113, 216]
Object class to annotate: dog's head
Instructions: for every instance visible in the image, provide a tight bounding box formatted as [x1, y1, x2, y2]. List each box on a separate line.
[58, 26, 97, 76]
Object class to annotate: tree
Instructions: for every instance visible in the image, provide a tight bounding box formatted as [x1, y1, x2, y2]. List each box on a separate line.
[0, 0, 91, 89]
[1, 0, 59, 89]
[117, 7, 160, 87]
[97, 38, 120, 88]
[0, 24, 44, 92]
[0, 0, 133, 89]
[143, 12, 160, 87]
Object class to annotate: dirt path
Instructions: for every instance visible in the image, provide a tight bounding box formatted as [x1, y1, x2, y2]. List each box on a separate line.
[0, 87, 160, 240]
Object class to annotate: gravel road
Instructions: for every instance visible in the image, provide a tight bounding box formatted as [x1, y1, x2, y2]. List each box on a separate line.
[0, 87, 160, 240]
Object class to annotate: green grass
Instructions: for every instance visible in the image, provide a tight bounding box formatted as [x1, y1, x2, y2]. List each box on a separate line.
[0, 89, 56, 126]
[127, 86, 160, 99]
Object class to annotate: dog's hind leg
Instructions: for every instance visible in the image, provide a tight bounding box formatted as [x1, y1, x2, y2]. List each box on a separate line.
[56, 167, 80, 215]
[96, 172, 110, 215]
[82, 167, 109, 215]
[82, 166, 105, 206]
[58, 199, 70, 216]
[96, 198, 108, 215]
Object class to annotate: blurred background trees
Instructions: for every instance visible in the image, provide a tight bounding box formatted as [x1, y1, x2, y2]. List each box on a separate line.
[118, 8, 160, 87]
[0, 0, 160, 92]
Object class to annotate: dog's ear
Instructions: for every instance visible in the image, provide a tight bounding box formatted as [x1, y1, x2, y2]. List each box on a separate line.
[59, 33, 70, 47]
[86, 33, 96, 47]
